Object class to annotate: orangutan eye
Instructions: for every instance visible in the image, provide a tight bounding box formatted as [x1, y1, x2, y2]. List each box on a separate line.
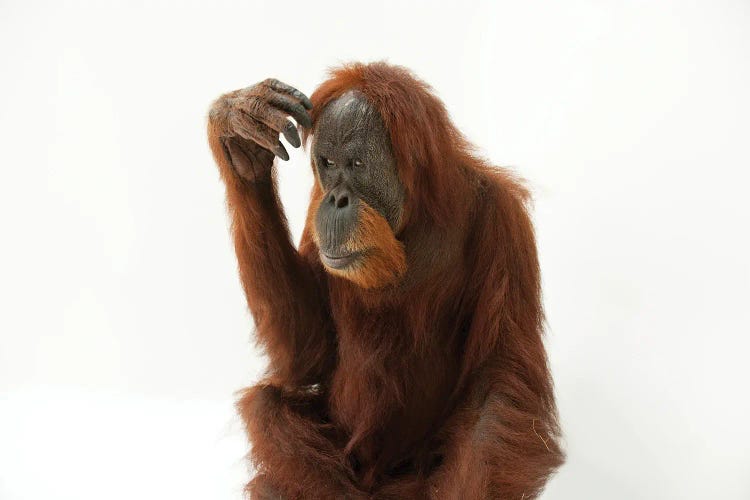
[321, 157, 335, 168]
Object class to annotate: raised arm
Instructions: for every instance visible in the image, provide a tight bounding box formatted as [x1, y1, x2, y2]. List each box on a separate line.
[207, 79, 335, 390]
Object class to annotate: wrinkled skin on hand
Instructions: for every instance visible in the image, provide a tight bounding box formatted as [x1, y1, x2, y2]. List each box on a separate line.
[209, 78, 313, 182]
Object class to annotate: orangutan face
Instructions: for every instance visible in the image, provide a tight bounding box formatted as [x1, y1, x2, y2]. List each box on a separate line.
[311, 90, 406, 289]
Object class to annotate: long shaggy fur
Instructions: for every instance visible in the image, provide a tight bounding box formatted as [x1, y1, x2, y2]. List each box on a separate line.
[209, 62, 564, 499]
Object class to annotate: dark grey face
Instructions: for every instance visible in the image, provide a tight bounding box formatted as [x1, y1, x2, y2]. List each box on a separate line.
[312, 91, 405, 269]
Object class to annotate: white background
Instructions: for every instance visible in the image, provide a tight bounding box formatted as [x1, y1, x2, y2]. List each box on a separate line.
[1, 1, 748, 499]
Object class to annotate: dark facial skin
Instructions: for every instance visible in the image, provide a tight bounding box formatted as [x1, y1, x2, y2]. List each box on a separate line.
[312, 91, 405, 269]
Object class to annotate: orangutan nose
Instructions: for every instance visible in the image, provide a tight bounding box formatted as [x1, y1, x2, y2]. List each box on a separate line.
[327, 186, 352, 210]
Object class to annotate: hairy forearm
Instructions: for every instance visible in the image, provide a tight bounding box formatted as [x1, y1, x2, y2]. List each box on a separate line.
[208, 121, 335, 388]
[239, 384, 367, 500]
[234, 179, 334, 386]
[426, 372, 564, 499]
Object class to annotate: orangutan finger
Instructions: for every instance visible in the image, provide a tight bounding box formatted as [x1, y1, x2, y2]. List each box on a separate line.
[266, 92, 313, 128]
[229, 111, 290, 161]
[264, 78, 313, 110]
[238, 103, 301, 148]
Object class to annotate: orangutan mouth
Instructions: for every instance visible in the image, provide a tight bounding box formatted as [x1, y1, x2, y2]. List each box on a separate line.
[320, 251, 360, 269]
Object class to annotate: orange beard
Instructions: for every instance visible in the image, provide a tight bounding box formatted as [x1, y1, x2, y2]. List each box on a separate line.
[311, 196, 406, 289]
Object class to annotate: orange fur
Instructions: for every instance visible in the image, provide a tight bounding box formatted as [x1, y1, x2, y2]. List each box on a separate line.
[310, 193, 406, 289]
[208, 62, 564, 499]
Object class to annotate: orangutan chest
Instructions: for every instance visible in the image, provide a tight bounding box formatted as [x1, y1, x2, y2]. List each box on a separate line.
[328, 334, 459, 448]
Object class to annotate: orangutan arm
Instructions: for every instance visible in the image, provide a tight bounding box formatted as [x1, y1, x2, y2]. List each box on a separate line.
[207, 79, 335, 389]
[238, 384, 369, 500]
[425, 364, 564, 500]
[426, 179, 564, 499]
